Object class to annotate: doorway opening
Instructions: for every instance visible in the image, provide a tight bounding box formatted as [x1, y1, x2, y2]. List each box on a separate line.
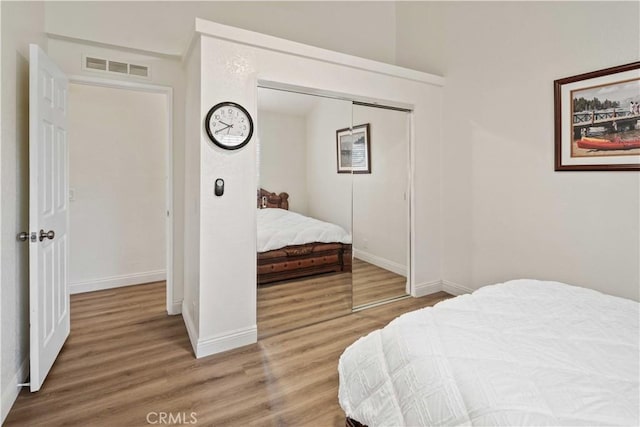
[67, 77, 174, 314]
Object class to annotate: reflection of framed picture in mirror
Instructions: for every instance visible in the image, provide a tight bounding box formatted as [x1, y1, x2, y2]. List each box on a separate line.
[336, 124, 371, 174]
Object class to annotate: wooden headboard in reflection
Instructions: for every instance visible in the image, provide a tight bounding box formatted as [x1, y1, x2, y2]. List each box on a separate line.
[257, 188, 289, 210]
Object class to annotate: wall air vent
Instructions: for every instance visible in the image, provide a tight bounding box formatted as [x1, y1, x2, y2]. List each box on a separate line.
[85, 57, 107, 71]
[128, 64, 149, 77]
[108, 60, 128, 74]
[83, 55, 151, 80]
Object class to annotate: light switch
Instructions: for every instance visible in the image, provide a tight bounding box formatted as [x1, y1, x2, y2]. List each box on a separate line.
[69, 188, 76, 201]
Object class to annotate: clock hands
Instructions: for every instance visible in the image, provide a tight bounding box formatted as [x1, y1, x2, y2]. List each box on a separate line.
[215, 123, 233, 134]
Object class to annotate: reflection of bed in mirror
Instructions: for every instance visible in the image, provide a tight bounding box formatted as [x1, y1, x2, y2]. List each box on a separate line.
[257, 188, 352, 285]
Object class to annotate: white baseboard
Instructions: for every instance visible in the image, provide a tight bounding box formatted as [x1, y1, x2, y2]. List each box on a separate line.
[413, 280, 443, 297]
[1, 358, 28, 424]
[182, 301, 199, 357]
[70, 270, 166, 294]
[413, 280, 476, 298]
[168, 300, 182, 315]
[181, 302, 256, 359]
[442, 280, 475, 296]
[354, 249, 407, 277]
[195, 326, 257, 359]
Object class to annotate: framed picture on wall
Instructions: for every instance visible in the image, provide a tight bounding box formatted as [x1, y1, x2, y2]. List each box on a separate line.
[554, 61, 640, 171]
[336, 124, 371, 174]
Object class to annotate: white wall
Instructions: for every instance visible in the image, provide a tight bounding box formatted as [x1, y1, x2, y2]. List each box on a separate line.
[352, 105, 409, 273]
[396, 1, 640, 300]
[257, 110, 308, 215]
[0, 1, 3, 412]
[185, 19, 443, 358]
[44, 1, 397, 63]
[305, 97, 353, 232]
[67, 84, 166, 293]
[0, 1, 45, 422]
[183, 37, 201, 338]
[46, 37, 185, 312]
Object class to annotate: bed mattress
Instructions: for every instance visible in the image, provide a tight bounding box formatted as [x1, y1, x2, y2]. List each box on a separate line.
[338, 279, 639, 426]
[257, 208, 351, 253]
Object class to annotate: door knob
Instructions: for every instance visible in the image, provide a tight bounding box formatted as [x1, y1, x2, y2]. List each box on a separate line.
[39, 229, 55, 242]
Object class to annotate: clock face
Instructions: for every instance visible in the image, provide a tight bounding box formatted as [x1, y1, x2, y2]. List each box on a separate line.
[205, 102, 254, 150]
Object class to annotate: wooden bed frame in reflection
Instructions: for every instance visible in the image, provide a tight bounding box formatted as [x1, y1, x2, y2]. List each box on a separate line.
[257, 188, 352, 285]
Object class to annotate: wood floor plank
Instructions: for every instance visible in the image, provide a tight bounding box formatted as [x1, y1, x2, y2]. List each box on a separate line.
[352, 259, 408, 307]
[5, 282, 452, 427]
[258, 259, 410, 337]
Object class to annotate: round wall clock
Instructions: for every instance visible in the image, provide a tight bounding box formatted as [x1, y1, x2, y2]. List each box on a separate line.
[205, 102, 254, 150]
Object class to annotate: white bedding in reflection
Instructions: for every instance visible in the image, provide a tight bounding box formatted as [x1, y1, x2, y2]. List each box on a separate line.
[257, 208, 351, 253]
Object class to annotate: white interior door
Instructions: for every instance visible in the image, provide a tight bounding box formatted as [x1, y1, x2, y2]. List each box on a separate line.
[29, 44, 70, 392]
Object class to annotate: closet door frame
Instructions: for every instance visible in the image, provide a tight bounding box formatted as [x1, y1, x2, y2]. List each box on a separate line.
[256, 82, 416, 306]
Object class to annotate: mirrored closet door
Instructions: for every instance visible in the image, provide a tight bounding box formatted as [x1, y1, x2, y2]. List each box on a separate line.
[256, 87, 353, 338]
[351, 103, 411, 308]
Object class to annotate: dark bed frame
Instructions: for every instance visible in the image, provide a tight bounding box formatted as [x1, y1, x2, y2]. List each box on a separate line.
[345, 417, 366, 427]
[257, 188, 352, 285]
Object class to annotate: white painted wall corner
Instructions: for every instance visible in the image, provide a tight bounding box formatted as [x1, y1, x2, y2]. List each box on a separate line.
[442, 280, 474, 296]
[412, 280, 442, 297]
[1, 358, 28, 424]
[413, 279, 475, 297]
[181, 301, 199, 357]
[181, 302, 256, 359]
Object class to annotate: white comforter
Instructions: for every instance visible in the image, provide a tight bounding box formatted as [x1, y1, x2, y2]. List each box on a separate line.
[338, 280, 639, 426]
[257, 208, 351, 253]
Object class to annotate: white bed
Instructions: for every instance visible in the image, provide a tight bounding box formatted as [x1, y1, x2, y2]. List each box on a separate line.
[257, 208, 351, 253]
[338, 279, 639, 426]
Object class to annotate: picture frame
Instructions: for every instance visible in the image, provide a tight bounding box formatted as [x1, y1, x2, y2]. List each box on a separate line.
[554, 61, 640, 171]
[336, 124, 371, 174]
